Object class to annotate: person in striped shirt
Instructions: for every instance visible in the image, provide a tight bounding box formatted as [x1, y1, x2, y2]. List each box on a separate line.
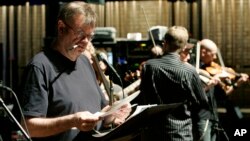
[136, 26, 210, 141]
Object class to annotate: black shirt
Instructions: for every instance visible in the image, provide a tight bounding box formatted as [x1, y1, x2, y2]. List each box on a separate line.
[20, 47, 108, 141]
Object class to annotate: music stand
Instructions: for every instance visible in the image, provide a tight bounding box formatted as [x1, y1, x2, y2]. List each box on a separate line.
[74, 103, 182, 141]
[0, 98, 32, 141]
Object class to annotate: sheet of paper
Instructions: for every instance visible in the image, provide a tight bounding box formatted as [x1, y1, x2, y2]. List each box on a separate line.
[126, 104, 157, 120]
[95, 90, 140, 118]
[92, 104, 158, 138]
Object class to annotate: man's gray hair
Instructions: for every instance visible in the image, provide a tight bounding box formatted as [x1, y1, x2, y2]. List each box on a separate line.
[58, 1, 97, 26]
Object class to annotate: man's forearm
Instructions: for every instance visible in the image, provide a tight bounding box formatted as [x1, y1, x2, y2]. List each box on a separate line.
[22, 114, 76, 137]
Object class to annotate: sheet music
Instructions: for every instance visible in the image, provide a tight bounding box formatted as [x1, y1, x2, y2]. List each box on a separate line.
[92, 103, 158, 137]
[126, 104, 157, 120]
[95, 91, 140, 118]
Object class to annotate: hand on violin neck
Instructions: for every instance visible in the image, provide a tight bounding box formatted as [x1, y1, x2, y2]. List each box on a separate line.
[236, 73, 249, 86]
[240, 73, 249, 81]
[205, 79, 219, 91]
[208, 76, 220, 86]
[225, 85, 234, 95]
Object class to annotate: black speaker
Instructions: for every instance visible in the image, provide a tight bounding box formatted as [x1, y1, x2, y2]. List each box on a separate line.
[87, 0, 105, 5]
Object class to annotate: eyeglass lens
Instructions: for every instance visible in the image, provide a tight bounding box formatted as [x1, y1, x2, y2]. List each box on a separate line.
[63, 21, 94, 41]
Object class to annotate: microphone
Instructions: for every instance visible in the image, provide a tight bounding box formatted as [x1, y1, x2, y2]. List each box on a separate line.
[98, 53, 121, 80]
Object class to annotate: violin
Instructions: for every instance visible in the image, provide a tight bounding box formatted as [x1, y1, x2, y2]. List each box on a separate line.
[195, 44, 236, 94]
[204, 61, 235, 92]
[205, 61, 241, 81]
[202, 60, 250, 95]
[198, 68, 231, 92]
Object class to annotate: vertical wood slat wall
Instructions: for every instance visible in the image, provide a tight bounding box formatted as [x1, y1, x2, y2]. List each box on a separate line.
[0, 2, 45, 88]
[0, 6, 7, 87]
[0, 0, 250, 106]
[200, 0, 250, 106]
[92, 0, 250, 107]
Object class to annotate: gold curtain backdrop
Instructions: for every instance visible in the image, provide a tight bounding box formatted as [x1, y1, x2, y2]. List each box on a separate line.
[0, 2, 46, 88]
[0, 0, 250, 106]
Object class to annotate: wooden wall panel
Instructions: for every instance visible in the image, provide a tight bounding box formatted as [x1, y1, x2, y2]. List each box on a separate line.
[0, 2, 45, 87]
[0, 0, 250, 107]
[101, 1, 174, 38]
[200, 0, 250, 108]
[201, 0, 250, 69]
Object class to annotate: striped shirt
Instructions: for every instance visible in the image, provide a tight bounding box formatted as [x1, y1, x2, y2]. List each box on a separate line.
[138, 52, 209, 141]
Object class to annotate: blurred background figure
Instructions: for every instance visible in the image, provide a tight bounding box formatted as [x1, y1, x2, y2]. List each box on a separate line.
[179, 43, 194, 63]
[135, 26, 209, 141]
[150, 45, 163, 58]
[83, 43, 123, 101]
[96, 49, 123, 101]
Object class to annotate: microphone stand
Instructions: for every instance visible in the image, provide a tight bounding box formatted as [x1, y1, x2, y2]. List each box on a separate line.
[108, 73, 115, 129]
[108, 73, 114, 106]
[0, 98, 32, 141]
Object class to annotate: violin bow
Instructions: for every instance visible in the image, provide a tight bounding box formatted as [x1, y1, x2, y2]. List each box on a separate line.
[141, 5, 157, 47]
[217, 48, 241, 77]
[217, 48, 226, 68]
[195, 42, 210, 84]
[195, 41, 201, 72]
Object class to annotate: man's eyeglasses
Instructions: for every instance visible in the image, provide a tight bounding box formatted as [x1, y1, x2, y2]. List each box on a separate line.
[63, 21, 94, 41]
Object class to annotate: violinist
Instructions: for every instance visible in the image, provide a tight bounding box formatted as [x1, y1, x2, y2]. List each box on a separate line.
[123, 45, 163, 87]
[200, 39, 249, 95]
[150, 45, 163, 58]
[179, 42, 195, 63]
[179, 42, 220, 91]
[198, 39, 249, 141]
[179, 41, 220, 141]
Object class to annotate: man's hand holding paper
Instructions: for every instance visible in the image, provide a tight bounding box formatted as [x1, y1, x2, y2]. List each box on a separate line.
[97, 91, 140, 127]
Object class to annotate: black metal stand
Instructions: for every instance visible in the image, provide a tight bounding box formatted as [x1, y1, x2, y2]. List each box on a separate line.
[0, 98, 32, 141]
[217, 121, 230, 141]
[108, 74, 114, 106]
[74, 103, 182, 141]
[108, 74, 115, 129]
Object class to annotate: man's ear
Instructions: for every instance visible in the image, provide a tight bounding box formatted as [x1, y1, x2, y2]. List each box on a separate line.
[60, 27, 65, 33]
[57, 20, 65, 34]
